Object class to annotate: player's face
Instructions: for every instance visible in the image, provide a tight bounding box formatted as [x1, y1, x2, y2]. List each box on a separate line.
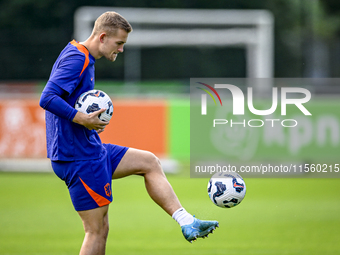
[99, 28, 128, 62]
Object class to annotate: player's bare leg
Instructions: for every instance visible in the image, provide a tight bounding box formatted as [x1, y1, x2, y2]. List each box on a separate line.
[112, 148, 219, 243]
[113, 148, 181, 216]
[78, 205, 109, 255]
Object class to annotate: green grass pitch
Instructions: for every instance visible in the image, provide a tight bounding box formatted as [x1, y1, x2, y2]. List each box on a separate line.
[0, 172, 339, 255]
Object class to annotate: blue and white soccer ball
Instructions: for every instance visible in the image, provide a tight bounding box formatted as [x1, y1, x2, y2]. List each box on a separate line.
[207, 171, 246, 208]
[75, 90, 113, 122]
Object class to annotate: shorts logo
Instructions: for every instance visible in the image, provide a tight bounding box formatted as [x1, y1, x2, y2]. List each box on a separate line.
[104, 183, 112, 197]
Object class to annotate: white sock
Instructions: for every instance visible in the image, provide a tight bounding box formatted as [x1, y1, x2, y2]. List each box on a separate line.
[172, 208, 194, 226]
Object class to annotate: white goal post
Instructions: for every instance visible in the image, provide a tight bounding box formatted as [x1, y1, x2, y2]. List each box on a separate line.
[74, 7, 274, 83]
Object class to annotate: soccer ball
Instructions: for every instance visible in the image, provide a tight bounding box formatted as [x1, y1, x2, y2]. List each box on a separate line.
[207, 172, 246, 208]
[75, 90, 113, 122]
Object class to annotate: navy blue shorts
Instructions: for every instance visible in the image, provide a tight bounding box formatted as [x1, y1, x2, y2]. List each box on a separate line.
[51, 144, 128, 211]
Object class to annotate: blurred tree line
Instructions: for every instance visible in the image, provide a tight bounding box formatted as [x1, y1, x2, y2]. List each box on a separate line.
[0, 0, 340, 81]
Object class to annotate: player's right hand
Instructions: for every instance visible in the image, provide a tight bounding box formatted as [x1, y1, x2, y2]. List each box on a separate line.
[72, 108, 109, 131]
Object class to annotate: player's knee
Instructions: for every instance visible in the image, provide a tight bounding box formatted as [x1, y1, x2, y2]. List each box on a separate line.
[143, 151, 163, 174]
[86, 225, 109, 240]
[84, 220, 109, 239]
[103, 224, 109, 240]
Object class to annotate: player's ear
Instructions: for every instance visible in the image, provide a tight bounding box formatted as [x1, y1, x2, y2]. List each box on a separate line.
[99, 33, 106, 43]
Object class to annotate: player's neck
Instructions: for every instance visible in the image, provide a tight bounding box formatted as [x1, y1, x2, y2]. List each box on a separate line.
[80, 37, 101, 60]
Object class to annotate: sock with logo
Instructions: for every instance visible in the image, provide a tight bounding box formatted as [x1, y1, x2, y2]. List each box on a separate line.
[172, 207, 195, 226]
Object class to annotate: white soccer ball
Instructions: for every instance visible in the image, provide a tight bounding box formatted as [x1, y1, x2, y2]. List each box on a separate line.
[207, 171, 246, 208]
[75, 90, 113, 122]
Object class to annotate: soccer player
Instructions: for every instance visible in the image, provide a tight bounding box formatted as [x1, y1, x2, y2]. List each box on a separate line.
[39, 11, 218, 255]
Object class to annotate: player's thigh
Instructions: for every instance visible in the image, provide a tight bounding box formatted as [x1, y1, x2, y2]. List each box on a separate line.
[112, 148, 161, 179]
[78, 205, 109, 233]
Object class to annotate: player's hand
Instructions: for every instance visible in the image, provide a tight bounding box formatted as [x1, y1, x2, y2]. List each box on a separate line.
[72, 108, 109, 131]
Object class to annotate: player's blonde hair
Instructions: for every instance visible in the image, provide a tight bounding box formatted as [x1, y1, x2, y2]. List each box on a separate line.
[93, 11, 132, 36]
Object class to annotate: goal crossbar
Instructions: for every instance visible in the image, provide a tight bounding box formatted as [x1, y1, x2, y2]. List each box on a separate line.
[74, 7, 274, 80]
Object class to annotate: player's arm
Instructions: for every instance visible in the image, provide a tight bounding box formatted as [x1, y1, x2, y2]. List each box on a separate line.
[39, 82, 108, 131]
